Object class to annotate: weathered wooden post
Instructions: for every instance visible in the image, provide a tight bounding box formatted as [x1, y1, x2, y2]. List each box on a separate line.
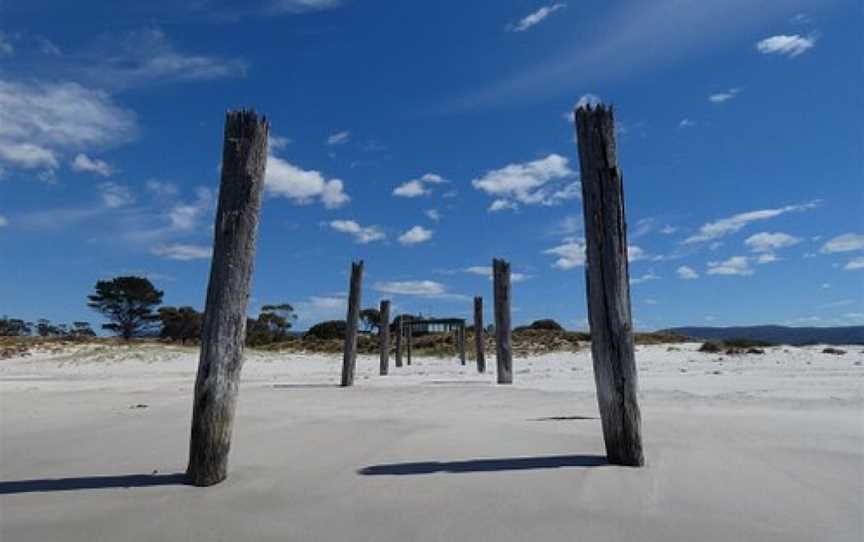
[493, 258, 513, 384]
[473, 296, 485, 373]
[187, 109, 269, 487]
[406, 322, 413, 365]
[459, 322, 466, 365]
[379, 299, 391, 376]
[575, 103, 644, 467]
[395, 319, 403, 368]
[340, 261, 364, 387]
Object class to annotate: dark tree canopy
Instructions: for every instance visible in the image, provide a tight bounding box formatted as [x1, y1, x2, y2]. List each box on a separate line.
[246, 303, 297, 346]
[159, 306, 203, 344]
[306, 320, 347, 341]
[0, 317, 32, 336]
[87, 276, 164, 340]
[528, 319, 564, 331]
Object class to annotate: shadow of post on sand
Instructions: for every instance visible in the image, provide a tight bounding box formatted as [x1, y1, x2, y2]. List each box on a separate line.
[358, 455, 608, 476]
[0, 473, 188, 495]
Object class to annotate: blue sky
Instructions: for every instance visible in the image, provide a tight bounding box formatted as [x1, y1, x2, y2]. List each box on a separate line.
[0, 0, 862, 331]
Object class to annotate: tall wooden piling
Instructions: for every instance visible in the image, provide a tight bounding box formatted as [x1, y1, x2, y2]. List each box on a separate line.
[575, 104, 644, 467]
[187, 110, 269, 487]
[459, 323, 466, 365]
[406, 323, 413, 365]
[493, 258, 513, 384]
[340, 261, 364, 387]
[395, 319, 403, 368]
[473, 296, 485, 373]
[379, 300, 391, 376]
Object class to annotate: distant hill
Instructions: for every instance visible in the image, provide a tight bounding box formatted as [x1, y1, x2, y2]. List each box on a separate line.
[661, 325, 864, 346]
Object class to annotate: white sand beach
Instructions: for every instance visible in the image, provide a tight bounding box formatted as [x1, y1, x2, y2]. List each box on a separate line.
[1, 343, 862, 541]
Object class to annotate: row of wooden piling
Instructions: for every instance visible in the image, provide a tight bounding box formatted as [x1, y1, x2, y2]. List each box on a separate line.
[338, 258, 512, 386]
[185, 103, 644, 487]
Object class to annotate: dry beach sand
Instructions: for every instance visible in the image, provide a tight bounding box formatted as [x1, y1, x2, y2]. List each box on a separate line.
[1, 342, 862, 541]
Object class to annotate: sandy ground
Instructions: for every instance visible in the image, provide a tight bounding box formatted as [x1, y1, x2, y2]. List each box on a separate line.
[1, 342, 862, 541]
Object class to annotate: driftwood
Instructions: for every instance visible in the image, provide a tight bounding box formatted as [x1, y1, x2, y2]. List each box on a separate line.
[473, 296, 485, 373]
[493, 259, 513, 384]
[379, 300, 390, 376]
[575, 104, 644, 467]
[340, 261, 364, 387]
[187, 110, 269, 487]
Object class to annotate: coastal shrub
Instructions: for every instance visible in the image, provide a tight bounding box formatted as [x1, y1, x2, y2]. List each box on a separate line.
[306, 320, 347, 341]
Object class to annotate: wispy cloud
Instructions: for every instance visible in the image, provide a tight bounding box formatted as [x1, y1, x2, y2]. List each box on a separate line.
[683, 201, 819, 244]
[676, 265, 699, 280]
[509, 3, 567, 32]
[98, 182, 135, 209]
[82, 28, 246, 89]
[373, 280, 469, 301]
[543, 238, 585, 270]
[326, 130, 350, 146]
[393, 173, 447, 198]
[709, 87, 741, 103]
[328, 220, 385, 244]
[845, 257, 864, 271]
[0, 78, 137, 176]
[71, 153, 113, 177]
[756, 34, 816, 57]
[707, 256, 754, 276]
[463, 266, 531, 283]
[631, 271, 660, 285]
[472, 154, 578, 212]
[150, 243, 212, 261]
[820, 233, 864, 253]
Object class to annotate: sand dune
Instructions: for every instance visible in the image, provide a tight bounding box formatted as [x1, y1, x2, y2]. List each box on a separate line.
[1, 343, 862, 541]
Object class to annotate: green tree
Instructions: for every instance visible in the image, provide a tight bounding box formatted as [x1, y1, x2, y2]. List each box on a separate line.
[246, 304, 297, 346]
[158, 307, 202, 344]
[87, 276, 164, 340]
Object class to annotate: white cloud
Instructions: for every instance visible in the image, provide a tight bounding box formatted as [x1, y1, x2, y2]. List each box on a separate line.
[845, 257, 864, 271]
[707, 256, 754, 276]
[0, 78, 137, 174]
[463, 266, 530, 283]
[265, 154, 349, 209]
[167, 187, 213, 230]
[679, 118, 696, 128]
[0, 214, 8, 227]
[489, 199, 519, 213]
[145, 180, 179, 198]
[756, 253, 779, 264]
[0, 142, 58, 170]
[509, 3, 567, 32]
[821, 233, 864, 254]
[398, 225, 433, 246]
[326, 130, 350, 145]
[472, 153, 578, 211]
[660, 225, 677, 234]
[292, 295, 346, 327]
[708, 88, 741, 103]
[628, 245, 647, 262]
[425, 209, 441, 221]
[393, 173, 447, 198]
[631, 271, 660, 285]
[744, 231, 801, 252]
[266, 0, 342, 14]
[98, 182, 134, 208]
[676, 265, 699, 280]
[84, 28, 246, 89]
[329, 220, 385, 244]
[150, 243, 212, 261]
[756, 34, 815, 58]
[374, 280, 445, 296]
[684, 201, 818, 243]
[71, 153, 113, 177]
[269, 135, 292, 150]
[543, 238, 585, 270]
